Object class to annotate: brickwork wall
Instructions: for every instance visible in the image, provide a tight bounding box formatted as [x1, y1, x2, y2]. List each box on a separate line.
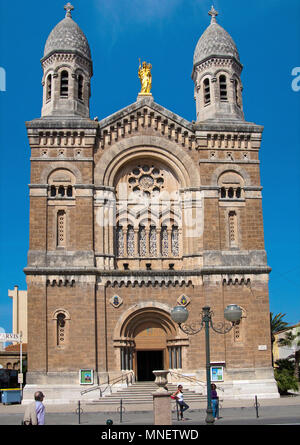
[96, 278, 271, 375]
[25, 99, 272, 383]
[26, 278, 47, 372]
[46, 281, 96, 371]
[29, 197, 47, 250]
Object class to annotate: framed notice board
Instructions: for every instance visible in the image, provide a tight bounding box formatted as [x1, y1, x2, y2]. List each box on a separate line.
[79, 369, 94, 385]
[210, 366, 224, 382]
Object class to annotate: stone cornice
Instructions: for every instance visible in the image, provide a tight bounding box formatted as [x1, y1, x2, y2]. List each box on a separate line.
[25, 118, 99, 131]
[194, 121, 264, 133]
[24, 266, 271, 276]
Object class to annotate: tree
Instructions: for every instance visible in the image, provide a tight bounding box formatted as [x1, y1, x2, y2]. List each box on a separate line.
[274, 359, 299, 394]
[277, 329, 300, 381]
[270, 313, 290, 367]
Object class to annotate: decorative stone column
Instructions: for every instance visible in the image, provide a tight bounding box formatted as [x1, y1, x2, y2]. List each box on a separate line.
[152, 370, 172, 425]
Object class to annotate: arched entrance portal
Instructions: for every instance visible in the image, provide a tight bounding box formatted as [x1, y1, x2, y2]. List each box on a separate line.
[135, 323, 167, 381]
[115, 304, 181, 381]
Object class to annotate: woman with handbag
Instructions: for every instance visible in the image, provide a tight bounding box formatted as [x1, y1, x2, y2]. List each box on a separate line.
[172, 385, 189, 420]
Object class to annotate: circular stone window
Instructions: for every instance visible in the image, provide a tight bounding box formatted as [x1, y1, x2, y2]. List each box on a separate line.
[139, 175, 154, 190]
[127, 164, 166, 197]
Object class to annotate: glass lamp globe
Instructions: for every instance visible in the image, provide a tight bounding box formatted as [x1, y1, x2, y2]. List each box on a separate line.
[171, 306, 189, 324]
[224, 304, 242, 323]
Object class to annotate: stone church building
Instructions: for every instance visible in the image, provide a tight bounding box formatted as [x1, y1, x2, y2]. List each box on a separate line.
[23, 4, 279, 401]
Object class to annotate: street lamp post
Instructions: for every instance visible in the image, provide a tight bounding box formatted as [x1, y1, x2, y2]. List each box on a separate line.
[170, 304, 242, 424]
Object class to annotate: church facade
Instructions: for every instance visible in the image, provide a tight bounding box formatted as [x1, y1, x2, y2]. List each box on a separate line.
[24, 4, 279, 400]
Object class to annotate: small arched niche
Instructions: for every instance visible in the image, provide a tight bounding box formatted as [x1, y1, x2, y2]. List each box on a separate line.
[48, 169, 76, 199]
[218, 171, 245, 200]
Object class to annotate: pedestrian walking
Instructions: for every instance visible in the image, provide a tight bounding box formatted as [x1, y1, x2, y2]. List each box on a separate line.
[172, 384, 189, 420]
[211, 384, 219, 420]
[23, 391, 45, 425]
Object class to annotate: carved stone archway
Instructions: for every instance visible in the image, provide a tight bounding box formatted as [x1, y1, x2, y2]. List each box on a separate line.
[113, 302, 188, 380]
[94, 135, 200, 188]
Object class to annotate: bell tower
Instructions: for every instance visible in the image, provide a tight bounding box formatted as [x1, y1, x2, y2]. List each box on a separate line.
[25, 3, 98, 388]
[192, 7, 244, 122]
[41, 3, 93, 118]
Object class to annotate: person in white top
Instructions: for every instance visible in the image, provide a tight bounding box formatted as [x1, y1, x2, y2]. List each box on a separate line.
[172, 385, 189, 420]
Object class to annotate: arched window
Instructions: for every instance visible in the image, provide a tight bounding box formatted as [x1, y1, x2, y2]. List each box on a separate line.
[48, 170, 75, 199]
[233, 307, 246, 342]
[203, 78, 211, 104]
[60, 70, 69, 97]
[127, 225, 134, 257]
[115, 162, 182, 263]
[52, 309, 70, 348]
[171, 226, 179, 257]
[57, 313, 66, 346]
[139, 225, 146, 257]
[228, 187, 234, 199]
[161, 226, 168, 257]
[78, 74, 84, 100]
[46, 74, 52, 101]
[218, 172, 244, 200]
[58, 186, 65, 197]
[67, 186, 73, 197]
[149, 226, 157, 256]
[116, 225, 124, 257]
[50, 186, 57, 197]
[57, 210, 66, 247]
[234, 79, 241, 108]
[228, 210, 238, 248]
[219, 75, 227, 101]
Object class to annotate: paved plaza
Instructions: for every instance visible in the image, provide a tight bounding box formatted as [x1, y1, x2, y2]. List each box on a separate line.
[0, 393, 299, 426]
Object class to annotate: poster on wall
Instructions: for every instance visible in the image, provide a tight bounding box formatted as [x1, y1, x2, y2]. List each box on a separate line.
[79, 369, 94, 385]
[211, 366, 224, 382]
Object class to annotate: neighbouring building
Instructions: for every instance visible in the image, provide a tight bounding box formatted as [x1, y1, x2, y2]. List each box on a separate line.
[8, 286, 28, 344]
[0, 287, 28, 370]
[23, 4, 279, 402]
[273, 323, 300, 365]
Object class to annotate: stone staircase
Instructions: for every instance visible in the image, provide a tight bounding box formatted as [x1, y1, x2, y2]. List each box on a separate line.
[84, 381, 206, 406]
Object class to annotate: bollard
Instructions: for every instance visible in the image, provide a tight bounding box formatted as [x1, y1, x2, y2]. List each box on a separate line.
[254, 395, 260, 418]
[75, 400, 84, 424]
[117, 398, 125, 423]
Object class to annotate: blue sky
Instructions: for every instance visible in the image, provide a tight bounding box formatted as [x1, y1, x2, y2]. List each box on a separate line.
[0, 0, 299, 334]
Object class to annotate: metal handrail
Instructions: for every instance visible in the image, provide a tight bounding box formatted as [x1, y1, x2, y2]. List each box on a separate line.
[168, 370, 206, 389]
[168, 370, 224, 392]
[81, 371, 135, 396]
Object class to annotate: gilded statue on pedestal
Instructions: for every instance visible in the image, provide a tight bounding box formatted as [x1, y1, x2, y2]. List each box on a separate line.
[138, 59, 152, 95]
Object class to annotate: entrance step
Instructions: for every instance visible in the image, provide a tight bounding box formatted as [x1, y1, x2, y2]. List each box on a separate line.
[86, 381, 206, 405]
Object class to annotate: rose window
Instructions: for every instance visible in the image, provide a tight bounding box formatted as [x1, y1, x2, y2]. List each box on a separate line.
[128, 165, 164, 196]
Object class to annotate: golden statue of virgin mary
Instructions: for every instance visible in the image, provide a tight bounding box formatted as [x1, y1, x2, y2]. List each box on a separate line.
[138, 59, 152, 95]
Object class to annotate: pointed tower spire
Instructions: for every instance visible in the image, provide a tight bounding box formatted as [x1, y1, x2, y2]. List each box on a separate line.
[64, 2, 74, 18]
[208, 5, 218, 24]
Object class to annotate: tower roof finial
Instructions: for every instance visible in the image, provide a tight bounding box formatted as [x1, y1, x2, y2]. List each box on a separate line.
[64, 2, 74, 18]
[208, 5, 218, 24]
